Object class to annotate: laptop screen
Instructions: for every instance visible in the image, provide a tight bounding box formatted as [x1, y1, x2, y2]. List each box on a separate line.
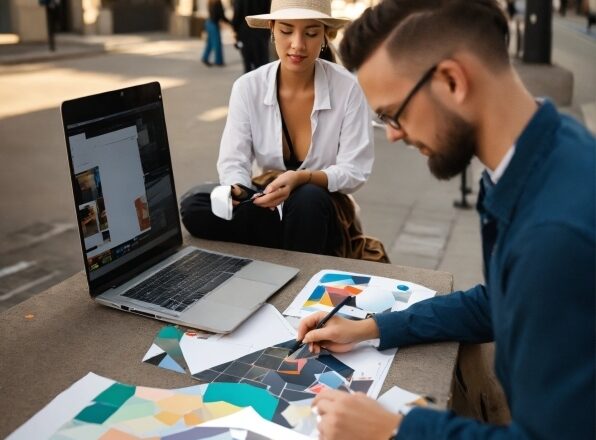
[62, 83, 182, 293]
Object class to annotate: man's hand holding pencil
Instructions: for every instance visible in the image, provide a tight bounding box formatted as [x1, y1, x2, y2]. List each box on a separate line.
[295, 299, 381, 355]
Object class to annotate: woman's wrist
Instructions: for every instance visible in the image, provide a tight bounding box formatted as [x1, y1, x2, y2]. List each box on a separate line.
[302, 169, 313, 185]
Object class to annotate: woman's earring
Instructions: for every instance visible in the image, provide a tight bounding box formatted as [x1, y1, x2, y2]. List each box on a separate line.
[271, 33, 275, 42]
[320, 44, 326, 52]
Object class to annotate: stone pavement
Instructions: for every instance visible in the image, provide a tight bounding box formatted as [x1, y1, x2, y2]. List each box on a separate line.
[0, 12, 593, 311]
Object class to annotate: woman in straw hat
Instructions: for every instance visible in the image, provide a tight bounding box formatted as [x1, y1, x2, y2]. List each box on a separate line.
[181, 0, 374, 255]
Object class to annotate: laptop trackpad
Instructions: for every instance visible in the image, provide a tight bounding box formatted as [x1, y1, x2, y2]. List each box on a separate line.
[208, 277, 274, 308]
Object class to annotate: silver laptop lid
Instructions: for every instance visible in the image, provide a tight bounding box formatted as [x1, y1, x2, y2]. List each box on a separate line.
[61, 82, 183, 296]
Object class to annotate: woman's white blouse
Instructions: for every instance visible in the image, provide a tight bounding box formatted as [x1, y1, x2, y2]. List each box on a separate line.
[217, 59, 374, 194]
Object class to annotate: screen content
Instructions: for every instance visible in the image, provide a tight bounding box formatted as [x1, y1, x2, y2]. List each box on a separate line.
[67, 102, 179, 281]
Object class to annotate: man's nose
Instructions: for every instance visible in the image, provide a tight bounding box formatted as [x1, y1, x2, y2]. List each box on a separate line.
[385, 125, 406, 142]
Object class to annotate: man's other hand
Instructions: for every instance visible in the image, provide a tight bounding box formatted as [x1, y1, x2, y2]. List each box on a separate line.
[313, 389, 402, 440]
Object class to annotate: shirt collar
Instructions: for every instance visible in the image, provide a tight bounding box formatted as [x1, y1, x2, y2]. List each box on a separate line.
[481, 99, 560, 225]
[486, 145, 516, 185]
[264, 61, 280, 106]
[263, 59, 332, 110]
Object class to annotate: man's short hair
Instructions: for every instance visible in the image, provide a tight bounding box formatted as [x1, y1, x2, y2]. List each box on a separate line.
[340, 0, 510, 72]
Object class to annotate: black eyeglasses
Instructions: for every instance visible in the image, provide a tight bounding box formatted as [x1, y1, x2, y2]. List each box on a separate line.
[377, 65, 437, 130]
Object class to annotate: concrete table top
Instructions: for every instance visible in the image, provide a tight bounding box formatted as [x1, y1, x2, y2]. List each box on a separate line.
[0, 238, 457, 438]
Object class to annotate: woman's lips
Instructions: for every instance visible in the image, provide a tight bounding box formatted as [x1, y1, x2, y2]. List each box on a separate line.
[288, 54, 306, 64]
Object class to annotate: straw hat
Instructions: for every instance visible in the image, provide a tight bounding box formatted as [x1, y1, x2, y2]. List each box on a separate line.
[246, 0, 350, 29]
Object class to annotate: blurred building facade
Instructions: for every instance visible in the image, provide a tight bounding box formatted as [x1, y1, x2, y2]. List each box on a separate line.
[0, 0, 380, 42]
[6, 0, 588, 44]
[0, 0, 227, 42]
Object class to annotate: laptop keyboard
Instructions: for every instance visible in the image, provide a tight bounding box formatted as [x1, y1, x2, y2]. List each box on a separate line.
[123, 250, 251, 312]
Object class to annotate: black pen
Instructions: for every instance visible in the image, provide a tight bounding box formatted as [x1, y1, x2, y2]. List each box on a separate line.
[287, 295, 353, 357]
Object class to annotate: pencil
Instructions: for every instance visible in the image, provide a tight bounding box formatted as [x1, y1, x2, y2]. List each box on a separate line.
[287, 295, 353, 357]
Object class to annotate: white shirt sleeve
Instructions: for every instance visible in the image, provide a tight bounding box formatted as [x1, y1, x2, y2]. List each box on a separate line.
[217, 78, 255, 187]
[322, 82, 374, 194]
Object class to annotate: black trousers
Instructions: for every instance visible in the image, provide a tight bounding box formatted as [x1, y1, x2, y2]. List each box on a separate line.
[239, 32, 269, 73]
[180, 184, 340, 255]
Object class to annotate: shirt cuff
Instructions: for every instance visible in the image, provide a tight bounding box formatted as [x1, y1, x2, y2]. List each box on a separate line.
[322, 169, 338, 193]
[372, 311, 410, 350]
[369, 338, 381, 349]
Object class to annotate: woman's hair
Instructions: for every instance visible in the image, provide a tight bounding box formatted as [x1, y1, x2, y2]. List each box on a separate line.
[319, 35, 336, 63]
[318, 26, 339, 63]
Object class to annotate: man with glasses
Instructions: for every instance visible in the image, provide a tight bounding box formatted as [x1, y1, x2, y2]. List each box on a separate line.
[375, 65, 437, 131]
[296, 1, 595, 439]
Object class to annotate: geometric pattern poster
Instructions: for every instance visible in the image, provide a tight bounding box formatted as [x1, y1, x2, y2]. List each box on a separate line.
[48, 375, 310, 439]
[284, 270, 436, 320]
[190, 339, 375, 430]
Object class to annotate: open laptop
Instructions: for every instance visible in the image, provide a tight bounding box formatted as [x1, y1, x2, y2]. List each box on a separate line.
[61, 82, 299, 333]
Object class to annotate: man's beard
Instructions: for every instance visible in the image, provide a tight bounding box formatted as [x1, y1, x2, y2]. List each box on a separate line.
[411, 105, 477, 180]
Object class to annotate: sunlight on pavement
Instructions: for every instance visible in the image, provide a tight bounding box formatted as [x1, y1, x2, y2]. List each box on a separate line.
[115, 40, 200, 56]
[197, 106, 229, 122]
[120, 76, 186, 90]
[0, 34, 20, 45]
[0, 69, 186, 119]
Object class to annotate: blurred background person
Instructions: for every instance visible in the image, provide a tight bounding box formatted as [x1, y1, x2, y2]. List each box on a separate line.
[588, 0, 596, 32]
[202, 0, 232, 67]
[232, 0, 271, 72]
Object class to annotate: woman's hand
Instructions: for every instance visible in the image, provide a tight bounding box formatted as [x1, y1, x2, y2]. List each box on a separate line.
[230, 184, 251, 207]
[253, 170, 305, 209]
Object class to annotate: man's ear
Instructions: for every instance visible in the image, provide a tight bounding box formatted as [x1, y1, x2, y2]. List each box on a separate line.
[433, 59, 469, 105]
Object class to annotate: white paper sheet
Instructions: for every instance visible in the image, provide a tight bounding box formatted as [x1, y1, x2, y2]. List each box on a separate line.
[179, 303, 298, 376]
[283, 269, 436, 319]
[7, 373, 113, 440]
[334, 341, 397, 398]
[201, 407, 311, 440]
[377, 385, 426, 413]
[177, 304, 394, 399]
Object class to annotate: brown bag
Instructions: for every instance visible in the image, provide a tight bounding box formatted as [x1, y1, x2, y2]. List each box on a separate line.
[329, 193, 391, 263]
[451, 343, 511, 425]
[251, 170, 284, 189]
[251, 170, 391, 263]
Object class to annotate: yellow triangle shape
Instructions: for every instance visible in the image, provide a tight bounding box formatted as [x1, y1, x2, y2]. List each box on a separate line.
[320, 291, 334, 307]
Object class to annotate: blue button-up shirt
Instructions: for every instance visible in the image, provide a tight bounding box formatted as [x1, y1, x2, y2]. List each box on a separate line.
[375, 100, 595, 439]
